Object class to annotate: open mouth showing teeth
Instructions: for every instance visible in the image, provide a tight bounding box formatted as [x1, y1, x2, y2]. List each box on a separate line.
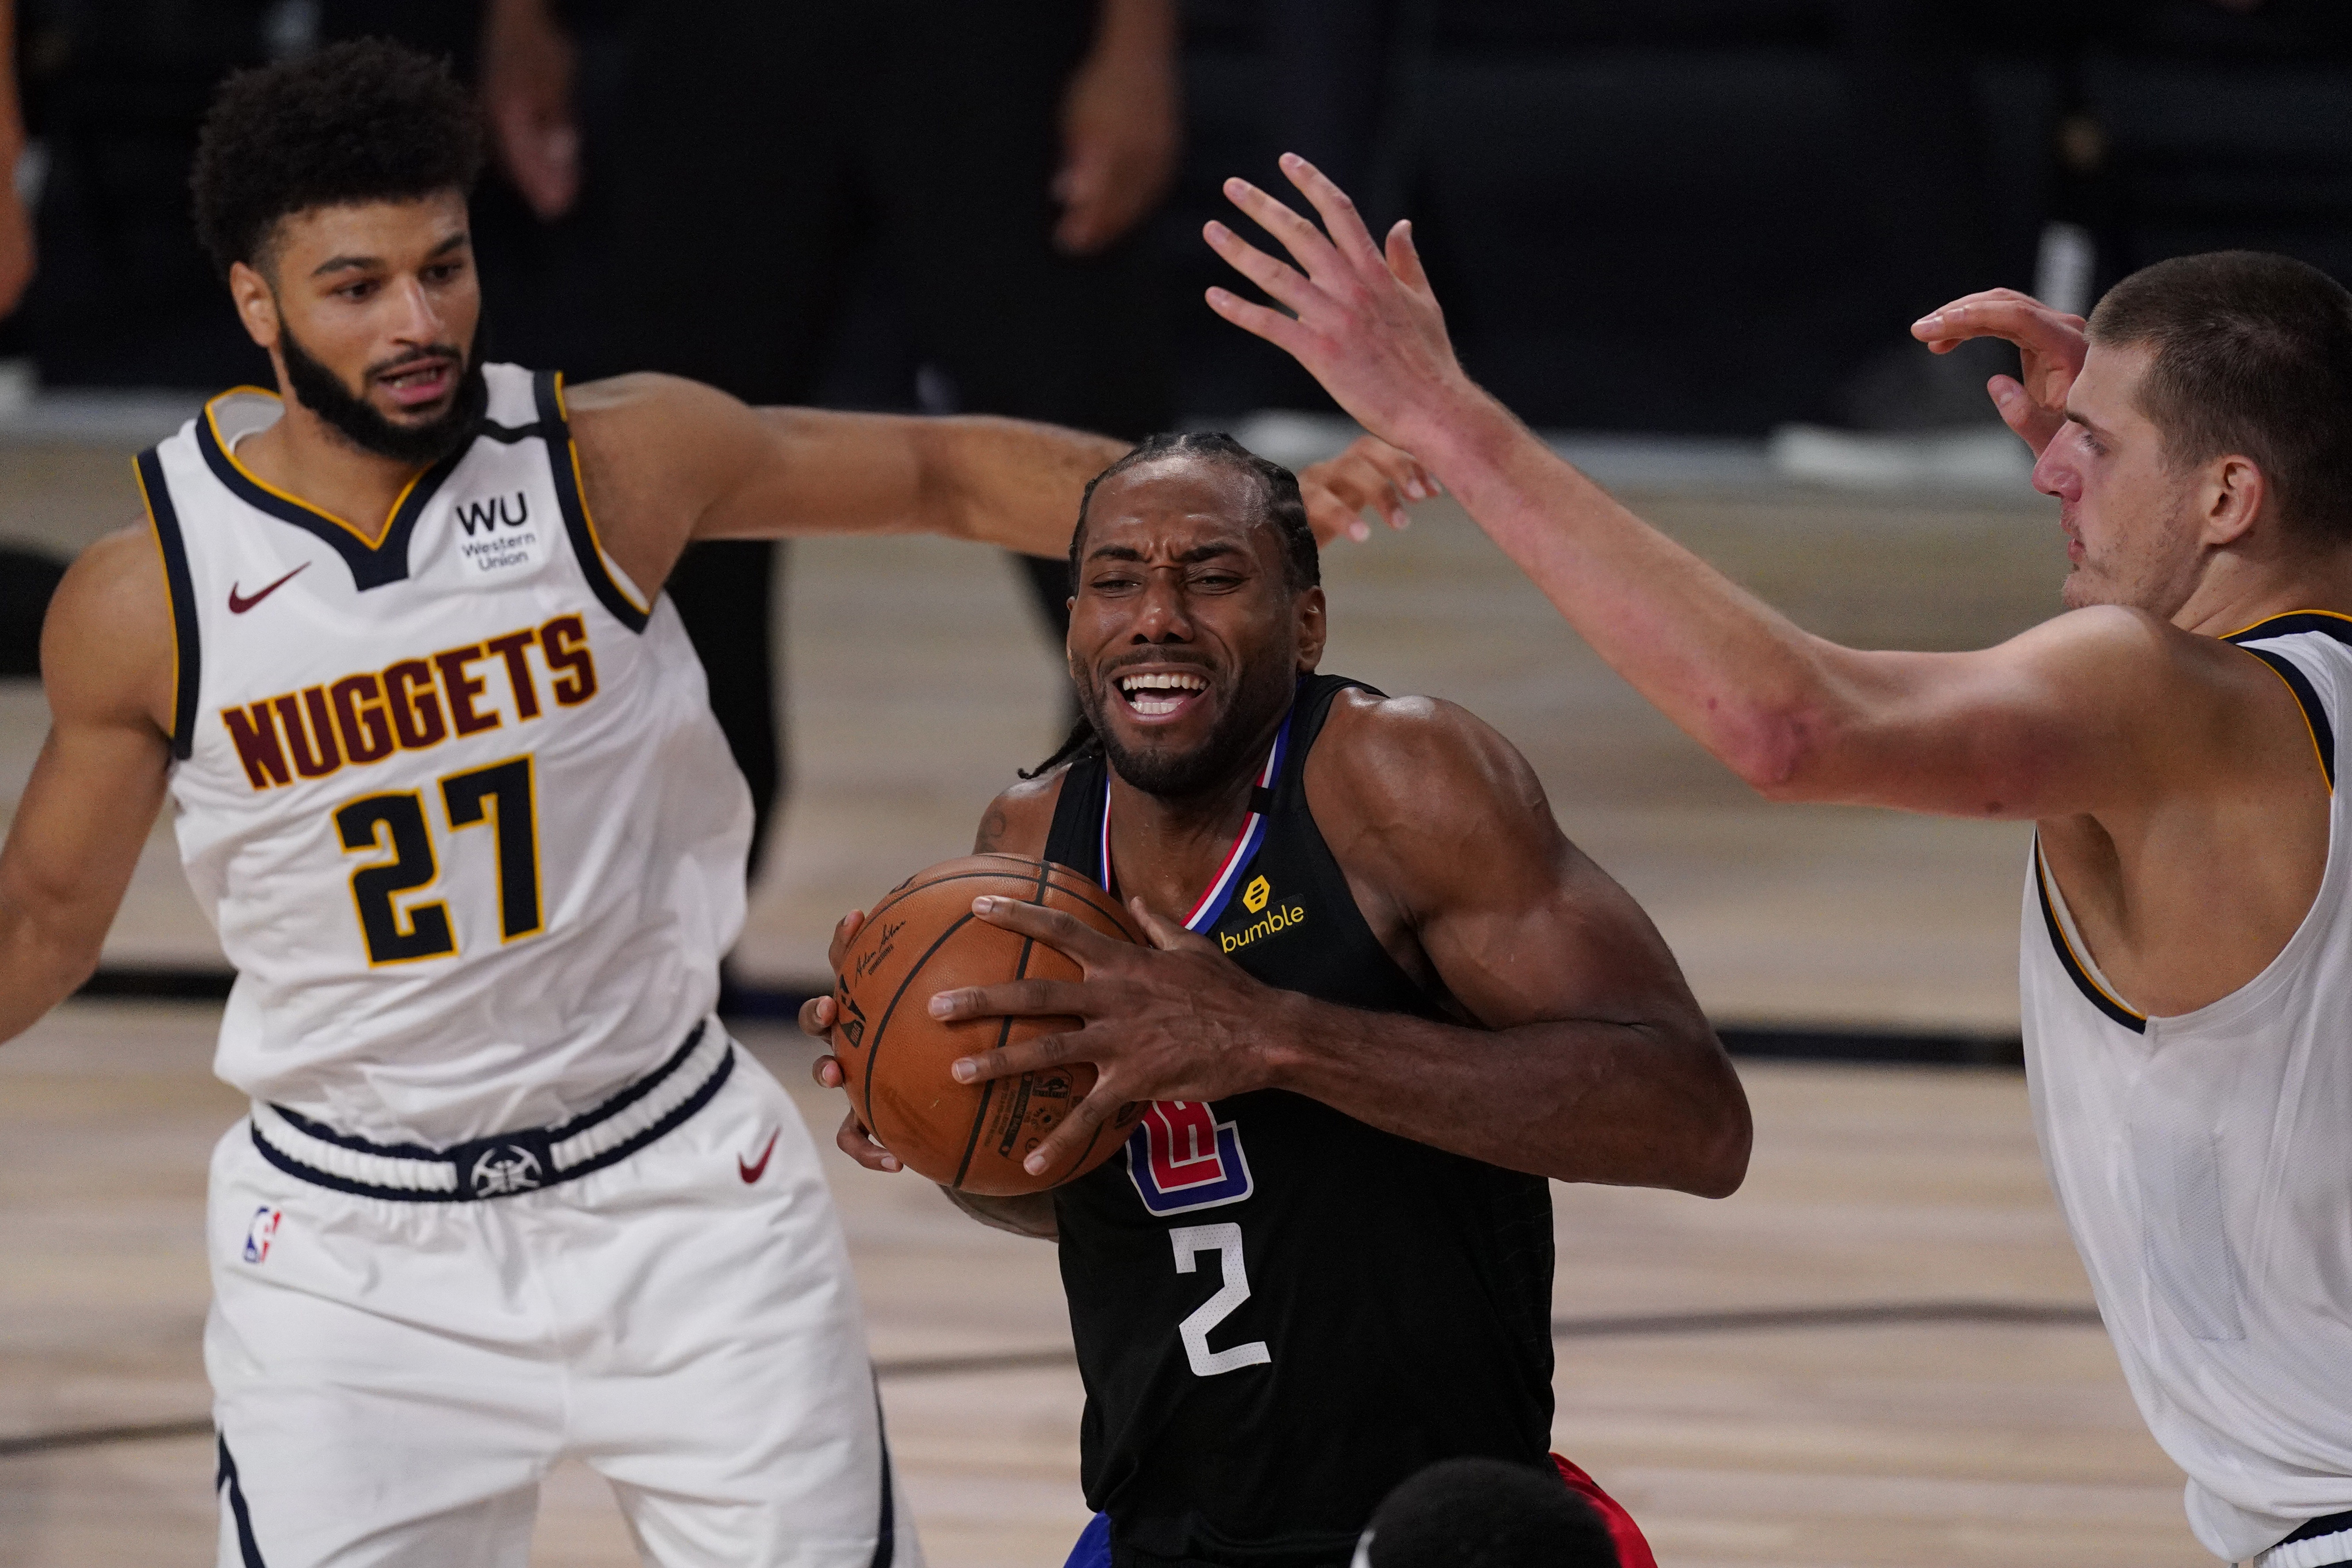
[1116, 670, 1208, 718]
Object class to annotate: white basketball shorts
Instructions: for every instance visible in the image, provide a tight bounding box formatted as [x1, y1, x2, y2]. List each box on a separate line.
[202, 1034, 919, 1568]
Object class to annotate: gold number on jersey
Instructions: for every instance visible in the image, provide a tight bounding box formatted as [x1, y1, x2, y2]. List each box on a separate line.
[335, 756, 544, 965]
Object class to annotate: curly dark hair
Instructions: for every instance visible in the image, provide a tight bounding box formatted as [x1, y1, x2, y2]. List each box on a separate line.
[191, 39, 483, 280]
[1025, 432, 1321, 779]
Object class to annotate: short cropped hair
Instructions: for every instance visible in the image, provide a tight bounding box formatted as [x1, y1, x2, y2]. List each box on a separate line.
[2089, 251, 2352, 543]
[191, 38, 483, 281]
[1362, 1458, 1620, 1568]
[1068, 431, 1321, 596]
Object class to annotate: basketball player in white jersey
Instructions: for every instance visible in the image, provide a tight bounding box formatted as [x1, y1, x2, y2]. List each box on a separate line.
[1206, 158, 2352, 1566]
[0, 46, 1423, 1567]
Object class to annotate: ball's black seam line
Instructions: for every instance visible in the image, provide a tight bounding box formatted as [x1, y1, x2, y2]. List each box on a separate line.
[860, 912, 976, 1140]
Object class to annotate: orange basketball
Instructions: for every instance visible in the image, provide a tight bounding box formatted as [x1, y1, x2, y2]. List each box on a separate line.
[831, 854, 1146, 1195]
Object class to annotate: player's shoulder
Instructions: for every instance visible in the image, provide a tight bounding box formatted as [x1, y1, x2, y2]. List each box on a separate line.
[2016, 603, 2323, 704]
[975, 768, 1069, 858]
[43, 523, 175, 729]
[560, 372, 746, 459]
[1309, 685, 1546, 833]
[54, 524, 171, 632]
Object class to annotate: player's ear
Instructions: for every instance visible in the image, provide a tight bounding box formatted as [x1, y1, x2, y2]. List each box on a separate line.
[228, 261, 281, 350]
[1293, 584, 1328, 672]
[2200, 453, 2266, 548]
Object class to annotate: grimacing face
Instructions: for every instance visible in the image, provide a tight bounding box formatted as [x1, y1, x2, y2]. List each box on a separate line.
[1067, 456, 1327, 799]
[2032, 341, 2212, 617]
[228, 192, 483, 459]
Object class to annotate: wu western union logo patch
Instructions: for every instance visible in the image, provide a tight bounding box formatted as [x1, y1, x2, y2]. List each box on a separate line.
[1242, 875, 1271, 914]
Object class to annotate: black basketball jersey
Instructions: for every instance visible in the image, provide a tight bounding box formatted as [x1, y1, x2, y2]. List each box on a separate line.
[1042, 674, 1557, 1568]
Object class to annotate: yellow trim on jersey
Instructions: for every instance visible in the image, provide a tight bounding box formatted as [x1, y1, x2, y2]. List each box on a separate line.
[2221, 607, 2352, 641]
[549, 372, 651, 616]
[2035, 847, 2147, 1025]
[2237, 647, 2334, 791]
[202, 388, 427, 549]
[132, 456, 179, 733]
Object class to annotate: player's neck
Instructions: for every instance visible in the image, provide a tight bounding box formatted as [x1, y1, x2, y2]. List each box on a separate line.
[1108, 738, 1275, 918]
[237, 390, 430, 547]
[2171, 542, 2352, 638]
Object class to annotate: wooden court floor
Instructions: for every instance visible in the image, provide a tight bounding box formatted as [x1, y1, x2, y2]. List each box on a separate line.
[0, 432, 2215, 1562]
[1, 1002, 2205, 1568]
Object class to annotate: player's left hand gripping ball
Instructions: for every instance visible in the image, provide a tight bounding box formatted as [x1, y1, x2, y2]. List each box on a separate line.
[934, 895, 1293, 1178]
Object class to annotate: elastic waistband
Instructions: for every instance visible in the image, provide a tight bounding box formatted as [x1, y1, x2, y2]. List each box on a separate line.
[250, 1023, 734, 1202]
[2264, 1511, 2352, 1568]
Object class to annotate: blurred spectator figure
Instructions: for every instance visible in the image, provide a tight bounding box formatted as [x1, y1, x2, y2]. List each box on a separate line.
[2, 0, 34, 317]
[1355, 1456, 1643, 1568]
[1824, 0, 2352, 436]
[481, 0, 1181, 879]
[8, 0, 274, 385]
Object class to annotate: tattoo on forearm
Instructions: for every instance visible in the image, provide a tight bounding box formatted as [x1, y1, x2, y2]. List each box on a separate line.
[974, 807, 1009, 853]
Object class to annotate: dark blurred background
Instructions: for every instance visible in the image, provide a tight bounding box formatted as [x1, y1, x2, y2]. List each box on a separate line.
[8, 0, 2352, 435]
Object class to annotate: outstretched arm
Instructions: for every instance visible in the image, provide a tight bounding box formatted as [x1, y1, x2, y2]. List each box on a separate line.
[936, 699, 1750, 1195]
[567, 373, 1435, 597]
[1198, 157, 2239, 824]
[0, 529, 175, 1043]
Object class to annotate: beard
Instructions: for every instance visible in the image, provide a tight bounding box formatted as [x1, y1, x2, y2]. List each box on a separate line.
[1083, 656, 1297, 801]
[278, 316, 487, 466]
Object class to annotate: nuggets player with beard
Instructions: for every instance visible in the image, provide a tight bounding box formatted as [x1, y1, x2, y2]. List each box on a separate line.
[806, 434, 1750, 1568]
[0, 44, 1423, 1568]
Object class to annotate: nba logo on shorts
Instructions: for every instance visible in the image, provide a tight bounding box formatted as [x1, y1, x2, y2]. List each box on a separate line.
[1124, 1101, 1253, 1216]
[242, 1206, 282, 1264]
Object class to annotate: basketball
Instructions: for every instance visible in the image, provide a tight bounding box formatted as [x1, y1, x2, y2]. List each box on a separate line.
[831, 854, 1148, 1195]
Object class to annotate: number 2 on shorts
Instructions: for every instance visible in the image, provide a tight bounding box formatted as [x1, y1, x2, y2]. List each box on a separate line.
[1170, 1222, 1272, 1377]
[336, 756, 542, 964]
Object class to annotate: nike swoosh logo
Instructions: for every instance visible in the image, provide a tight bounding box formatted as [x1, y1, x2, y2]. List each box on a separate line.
[738, 1130, 780, 1184]
[227, 562, 309, 614]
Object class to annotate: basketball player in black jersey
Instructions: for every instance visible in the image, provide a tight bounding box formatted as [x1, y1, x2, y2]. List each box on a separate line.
[804, 434, 1747, 1568]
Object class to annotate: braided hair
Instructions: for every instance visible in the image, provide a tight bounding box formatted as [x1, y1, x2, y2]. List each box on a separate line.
[1023, 433, 1317, 779]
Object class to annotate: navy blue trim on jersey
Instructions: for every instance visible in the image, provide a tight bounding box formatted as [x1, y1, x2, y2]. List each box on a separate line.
[2226, 611, 2352, 790]
[2225, 610, 2352, 650]
[870, 1392, 898, 1568]
[253, 1024, 731, 1201]
[2033, 843, 2147, 1035]
[532, 370, 652, 633]
[194, 404, 463, 592]
[216, 1435, 269, 1566]
[2279, 1509, 2352, 1563]
[135, 449, 202, 760]
[2237, 646, 2336, 790]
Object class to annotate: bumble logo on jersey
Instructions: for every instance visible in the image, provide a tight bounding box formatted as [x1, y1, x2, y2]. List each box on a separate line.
[1220, 875, 1306, 954]
[218, 611, 599, 792]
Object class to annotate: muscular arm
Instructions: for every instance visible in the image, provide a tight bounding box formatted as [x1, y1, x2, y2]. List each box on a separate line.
[0, 529, 175, 1043]
[564, 373, 1437, 597]
[562, 374, 1126, 595]
[944, 710, 1749, 1196]
[1274, 696, 1746, 1192]
[1200, 160, 2270, 826]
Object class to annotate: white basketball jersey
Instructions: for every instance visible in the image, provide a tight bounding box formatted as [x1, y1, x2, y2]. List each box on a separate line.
[2021, 614, 2352, 1563]
[137, 364, 752, 1146]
